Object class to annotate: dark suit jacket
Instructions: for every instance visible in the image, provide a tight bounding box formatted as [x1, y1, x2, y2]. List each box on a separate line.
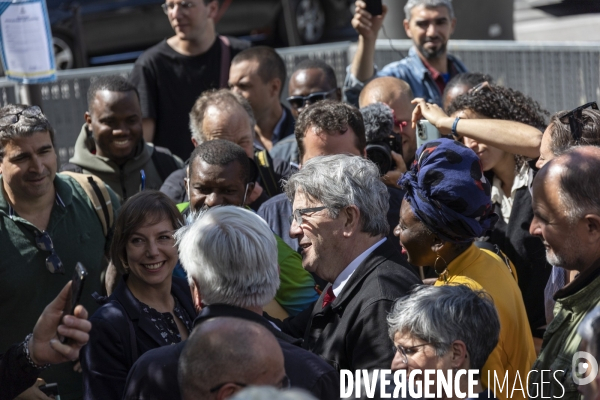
[281, 239, 421, 371]
[123, 304, 339, 400]
[81, 276, 195, 400]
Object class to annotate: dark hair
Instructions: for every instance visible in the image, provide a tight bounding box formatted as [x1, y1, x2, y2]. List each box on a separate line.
[111, 191, 183, 275]
[0, 104, 55, 161]
[548, 109, 600, 156]
[189, 139, 254, 184]
[447, 84, 549, 169]
[292, 59, 338, 89]
[231, 46, 286, 95]
[442, 72, 494, 102]
[294, 100, 365, 161]
[88, 75, 140, 109]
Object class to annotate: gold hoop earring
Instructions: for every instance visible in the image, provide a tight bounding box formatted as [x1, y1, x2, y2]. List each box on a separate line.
[434, 253, 449, 283]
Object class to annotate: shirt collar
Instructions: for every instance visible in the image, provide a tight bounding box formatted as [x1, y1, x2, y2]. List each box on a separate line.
[331, 237, 387, 297]
[490, 164, 532, 205]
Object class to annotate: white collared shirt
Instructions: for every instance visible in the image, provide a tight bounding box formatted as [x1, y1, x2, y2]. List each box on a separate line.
[331, 237, 387, 297]
[491, 163, 533, 224]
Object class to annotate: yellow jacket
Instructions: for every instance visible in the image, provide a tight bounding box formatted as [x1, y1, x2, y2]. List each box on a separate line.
[435, 244, 536, 400]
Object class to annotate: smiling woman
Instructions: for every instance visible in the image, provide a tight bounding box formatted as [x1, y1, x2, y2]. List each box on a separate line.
[81, 191, 196, 400]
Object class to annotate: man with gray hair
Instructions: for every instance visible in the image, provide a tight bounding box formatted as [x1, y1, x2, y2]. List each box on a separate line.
[159, 89, 294, 206]
[123, 206, 339, 400]
[528, 146, 600, 400]
[345, 0, 467, 106]
[178, 318, 286, 400]
[282, 154, 420, 372]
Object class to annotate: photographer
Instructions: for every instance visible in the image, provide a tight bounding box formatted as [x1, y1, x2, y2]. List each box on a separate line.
[1, 281, 92, 400]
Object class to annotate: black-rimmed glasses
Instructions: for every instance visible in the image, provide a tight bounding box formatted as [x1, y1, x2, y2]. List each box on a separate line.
[161, 1, 195, 14]
[558, 101, 599, 143]
[289, 206, 327, 225]
[209, 375, 290, 393]
[35, 231, 65, 274]
[286, 89, 336, 110]
[0, 106, 42, 127]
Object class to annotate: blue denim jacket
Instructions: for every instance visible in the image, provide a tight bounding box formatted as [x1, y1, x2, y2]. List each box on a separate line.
[344, 46, 468, 106]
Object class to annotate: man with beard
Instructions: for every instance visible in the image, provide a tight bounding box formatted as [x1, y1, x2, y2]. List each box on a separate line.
[528, 146, 600, 400]
[345, 0, 467, 106]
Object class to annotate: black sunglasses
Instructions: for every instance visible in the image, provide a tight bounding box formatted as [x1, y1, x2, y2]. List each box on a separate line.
[35, 231, 65, 274]
[286, 89, 336, 110]
[558, 101, 599, 143]
[0, 105, 42, 128]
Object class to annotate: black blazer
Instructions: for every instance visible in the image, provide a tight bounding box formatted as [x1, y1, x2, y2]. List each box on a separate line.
[81, 276, 195, 400]
[123, 304, 340, 400]
[489, 185, 551, 334]
[281, 239, 421, 371]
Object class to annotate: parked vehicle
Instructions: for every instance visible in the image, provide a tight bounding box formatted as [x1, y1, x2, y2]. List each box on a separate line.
[47, 0, 356, 69]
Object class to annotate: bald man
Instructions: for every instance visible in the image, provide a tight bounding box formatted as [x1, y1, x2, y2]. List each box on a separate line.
[528, 146, 600, 400]
[359, 77, 416, 178]
[179, 318, 286, 400]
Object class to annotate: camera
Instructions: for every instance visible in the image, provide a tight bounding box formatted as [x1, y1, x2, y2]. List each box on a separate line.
[361, 102, 403, 175]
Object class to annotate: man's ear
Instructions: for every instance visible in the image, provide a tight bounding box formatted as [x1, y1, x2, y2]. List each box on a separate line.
[190, 278, 203, 312]
[191, 137, 198, 147]
[271, 78, 282, 99]
[450, 18, 457, 34]
[84, 111, 92, 127]
[450, 340, 469, 369]
[584, 214, 600, 243]
[243, 182, 256, 205]
[207, 0, 219, 19]
[342, 205, 361, 237]
[403, 19, 412, 39]
[216, 384, 240, 400]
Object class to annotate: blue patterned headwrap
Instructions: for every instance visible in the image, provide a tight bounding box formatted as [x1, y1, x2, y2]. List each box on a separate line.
[398, 138, 498, 243]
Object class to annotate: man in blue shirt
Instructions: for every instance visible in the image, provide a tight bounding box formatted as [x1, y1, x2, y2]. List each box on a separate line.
[345, 0, 467, 106]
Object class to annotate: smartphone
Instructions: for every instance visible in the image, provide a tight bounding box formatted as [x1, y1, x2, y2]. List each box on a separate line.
[61, 263, 88, 343]
[39, 382, 60, 399]
[416, 120, 442, 148]
[364, 0, 383, 16]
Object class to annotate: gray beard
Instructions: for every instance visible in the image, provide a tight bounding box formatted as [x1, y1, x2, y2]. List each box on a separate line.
[417, 42, 447, 60]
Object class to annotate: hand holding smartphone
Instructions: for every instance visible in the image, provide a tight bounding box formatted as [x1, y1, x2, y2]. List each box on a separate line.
[364, 0, 383, 16]
[61, 263, 88, 344]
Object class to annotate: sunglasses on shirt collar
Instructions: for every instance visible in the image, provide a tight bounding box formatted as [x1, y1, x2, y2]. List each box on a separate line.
[286, 89, 336, 110]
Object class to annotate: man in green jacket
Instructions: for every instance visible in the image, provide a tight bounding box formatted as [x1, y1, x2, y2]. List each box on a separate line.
[529, 146, 600, 400]
[63, 75, 183, 201]
[0, 104, 120, 399]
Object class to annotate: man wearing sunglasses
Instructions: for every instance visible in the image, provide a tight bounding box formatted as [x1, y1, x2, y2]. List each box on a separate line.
[270, 59, 342, 166]
[0, 104, 120, 399]
[130, 0, 250, 160]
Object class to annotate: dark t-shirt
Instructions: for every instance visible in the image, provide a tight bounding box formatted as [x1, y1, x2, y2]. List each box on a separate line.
[130, 36, 250, 159]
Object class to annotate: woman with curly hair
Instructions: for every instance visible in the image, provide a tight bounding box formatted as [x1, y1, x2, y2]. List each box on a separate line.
[411, 84, 551, 338]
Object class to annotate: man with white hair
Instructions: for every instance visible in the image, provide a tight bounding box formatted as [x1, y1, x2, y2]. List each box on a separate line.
[123, 206, 339, 400]
[345, 0, 467, 106]
[282, 154, 421, 372]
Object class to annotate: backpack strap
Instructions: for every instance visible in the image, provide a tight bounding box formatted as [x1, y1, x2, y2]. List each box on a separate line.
[151, 146, 180, 182]
[60, 171, 114, 237]
[219, 35, 231, 88]
[254, 149, 281, 197]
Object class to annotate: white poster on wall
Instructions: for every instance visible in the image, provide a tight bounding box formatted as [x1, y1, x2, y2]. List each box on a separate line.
[0, 0, 56, 83]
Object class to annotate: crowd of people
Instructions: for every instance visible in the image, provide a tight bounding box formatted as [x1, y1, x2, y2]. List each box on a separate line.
[1, 0, 600, 400]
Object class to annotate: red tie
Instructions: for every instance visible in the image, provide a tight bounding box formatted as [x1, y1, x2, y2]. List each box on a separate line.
[322, 286, 336, 308]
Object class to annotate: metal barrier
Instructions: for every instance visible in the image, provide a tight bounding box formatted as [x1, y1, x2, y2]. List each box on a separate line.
[1, 40, 599, 166]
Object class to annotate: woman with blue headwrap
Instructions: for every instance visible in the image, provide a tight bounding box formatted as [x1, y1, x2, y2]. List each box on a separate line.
[394, 138, 535, 400]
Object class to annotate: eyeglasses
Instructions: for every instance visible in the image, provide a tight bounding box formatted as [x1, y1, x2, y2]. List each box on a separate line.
[209, 375, 290, 393]
[0, 106, 42, 128]
[558, 101, 599, 143]
[35, 231, 65, 274]
[286, 89, 336, 111]
[393, 343, 433, 365]
[161, 1, 195, 14]
[289, 206, 327, 225]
